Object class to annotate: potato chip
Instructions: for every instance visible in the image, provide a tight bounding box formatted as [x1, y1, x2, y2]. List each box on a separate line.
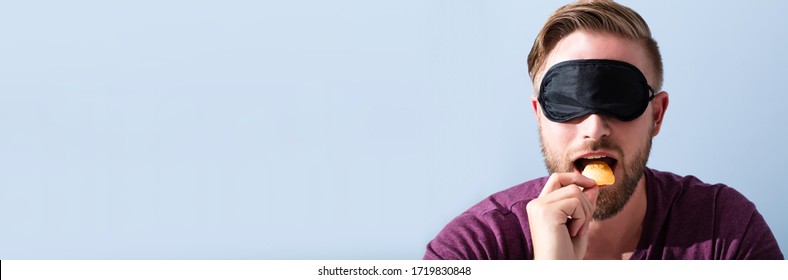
[582, 160, 615, 186]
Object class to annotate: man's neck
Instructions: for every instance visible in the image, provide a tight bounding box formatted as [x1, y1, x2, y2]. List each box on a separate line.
[584, 174, 648, 260]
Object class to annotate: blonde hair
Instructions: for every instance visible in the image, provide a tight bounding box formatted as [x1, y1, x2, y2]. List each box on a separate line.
[527, 0, 663, 91]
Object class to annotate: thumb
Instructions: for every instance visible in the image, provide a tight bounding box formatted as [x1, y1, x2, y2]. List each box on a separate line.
[572, 231, 589, 259]
[583, 186, 600, 211]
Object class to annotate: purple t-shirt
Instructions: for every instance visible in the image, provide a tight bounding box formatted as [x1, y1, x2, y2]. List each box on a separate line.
[424, 168, 784, 259]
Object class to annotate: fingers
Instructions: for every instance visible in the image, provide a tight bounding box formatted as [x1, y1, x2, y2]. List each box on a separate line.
[539, 173, 599, 219]
[529, 184, 594, 236]
[540, 172, 597, 197]
[550, 187, 592, 236]
[539, 172, 598, 234]
[527, 172, 600, 259]
[582, 185, 600, 211]
[554, 198, 588, 236]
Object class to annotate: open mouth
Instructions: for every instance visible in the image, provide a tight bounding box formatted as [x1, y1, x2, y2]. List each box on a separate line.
[574, 155, 618, 173]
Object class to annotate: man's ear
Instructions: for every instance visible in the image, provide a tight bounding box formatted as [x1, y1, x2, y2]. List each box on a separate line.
[531, 95, 542, 125]
[650, 91, 669, 136]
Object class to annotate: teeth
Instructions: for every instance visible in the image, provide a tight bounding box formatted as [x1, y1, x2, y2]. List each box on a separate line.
[584, 156, 606, 159]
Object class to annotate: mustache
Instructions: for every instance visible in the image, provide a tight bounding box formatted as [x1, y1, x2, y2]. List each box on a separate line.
[576, 138, 624, 156]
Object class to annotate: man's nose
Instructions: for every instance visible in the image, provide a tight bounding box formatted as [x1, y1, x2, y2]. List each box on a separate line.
[579, 114, 611, 140]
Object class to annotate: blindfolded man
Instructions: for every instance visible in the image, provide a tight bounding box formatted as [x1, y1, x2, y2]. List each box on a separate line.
[424, 0, 783, 260]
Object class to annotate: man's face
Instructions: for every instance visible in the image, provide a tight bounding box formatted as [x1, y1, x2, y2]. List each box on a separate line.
[532, 30, 667, 220]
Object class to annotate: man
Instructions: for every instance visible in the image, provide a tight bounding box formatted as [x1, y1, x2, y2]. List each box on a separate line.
[424, 0, 783, 260]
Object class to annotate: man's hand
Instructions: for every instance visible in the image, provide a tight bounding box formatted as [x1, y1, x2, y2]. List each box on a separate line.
[526, 172, 600, 259]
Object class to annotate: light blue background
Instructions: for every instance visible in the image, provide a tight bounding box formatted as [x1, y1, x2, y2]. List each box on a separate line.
[1, 1, 786, 259]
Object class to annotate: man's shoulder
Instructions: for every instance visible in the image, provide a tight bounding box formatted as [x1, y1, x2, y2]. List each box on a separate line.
[647, 168, 753, 210]
[424, 176, 547, 260]
[464, 176, 548, 217]
[644, 168, 782, 259]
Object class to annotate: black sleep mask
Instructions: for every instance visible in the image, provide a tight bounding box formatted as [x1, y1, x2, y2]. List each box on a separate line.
[537, 59, 655, 122]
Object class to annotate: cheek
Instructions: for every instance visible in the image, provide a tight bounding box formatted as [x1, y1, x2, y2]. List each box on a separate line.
[540, 123, 575, 147]
[614, 120, 653, 154]
[540, 119, 576, 138]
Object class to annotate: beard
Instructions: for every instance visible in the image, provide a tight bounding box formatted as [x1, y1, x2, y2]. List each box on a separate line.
[538, 125, 653, 221]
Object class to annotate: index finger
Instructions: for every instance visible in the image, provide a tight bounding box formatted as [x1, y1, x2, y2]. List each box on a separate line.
[540, 172, 598, 197]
